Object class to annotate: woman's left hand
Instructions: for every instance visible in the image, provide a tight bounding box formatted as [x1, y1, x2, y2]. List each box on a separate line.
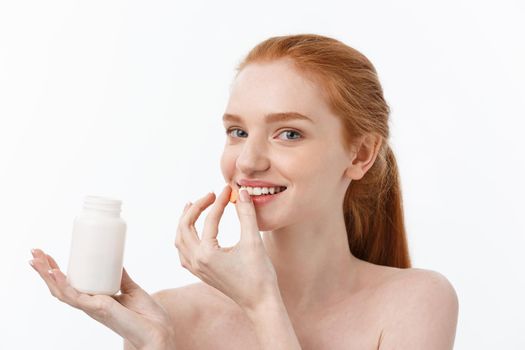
[175, 185, 279, 312]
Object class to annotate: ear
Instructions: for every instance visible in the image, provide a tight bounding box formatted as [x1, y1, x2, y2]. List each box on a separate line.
[345, 133, 383, 180]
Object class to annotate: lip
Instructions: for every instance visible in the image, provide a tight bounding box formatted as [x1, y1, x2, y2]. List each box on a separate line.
[249, 188, 286, 205]
[233, 179, 288, 206]
[237, 179, 287, 188]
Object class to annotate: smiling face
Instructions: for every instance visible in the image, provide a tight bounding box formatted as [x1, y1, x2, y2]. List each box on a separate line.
[220, 58, 355, 231]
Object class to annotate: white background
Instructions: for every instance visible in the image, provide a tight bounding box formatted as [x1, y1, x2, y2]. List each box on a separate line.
[1, 0, 524, 349]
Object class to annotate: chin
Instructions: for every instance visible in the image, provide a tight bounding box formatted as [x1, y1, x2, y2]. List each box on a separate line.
[253, 203, 299, 231]
[256, 222, 275, 232]
[255, 217, 287, 232]
[253, 213, 275, 231]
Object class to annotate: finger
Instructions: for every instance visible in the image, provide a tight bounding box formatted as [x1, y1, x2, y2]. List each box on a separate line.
[31, 250, 103, 310]
[119, 267, 146, 295]
[202, 185, 231, 243]
[53, 268, 137, 328]
[177, 252, 192, 271]
[57, 272, 152, 347]
[46, 254, 60, 270]
[180, 202, 192, 221]
[33, 253, 153, 347]
[235, 189, 262, 245]
[183, 192, 215, 228]
[29, 257, 63, 300]
[31, 249, 78, 305]
[175, 202, 192, 248]
[54, 272, 109, 314]
[50, 268, 87, 308]
[31, 253, 91, 310]
[31, 248, 51, 269]
[30, 248, 56, 283]
[180, 192, 215, 246]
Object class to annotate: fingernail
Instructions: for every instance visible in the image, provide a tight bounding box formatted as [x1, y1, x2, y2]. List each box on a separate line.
[28, 259, 34, 267]
[239, 189, 251, 202]
[48, 269, 54, 275]
[31, 248, 36, 255]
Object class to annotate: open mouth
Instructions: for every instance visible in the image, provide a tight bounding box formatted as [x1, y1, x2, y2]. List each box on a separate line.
[236, 183, 287, 196]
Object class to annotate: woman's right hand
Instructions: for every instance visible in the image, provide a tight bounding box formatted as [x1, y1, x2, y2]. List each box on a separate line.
[29, 248, 175, 350]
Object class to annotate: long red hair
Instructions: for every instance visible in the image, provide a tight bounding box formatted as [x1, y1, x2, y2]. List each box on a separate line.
[234, 34, 411, 268]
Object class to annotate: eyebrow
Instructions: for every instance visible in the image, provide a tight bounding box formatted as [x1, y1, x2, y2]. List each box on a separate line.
[222, 112, 314, 124]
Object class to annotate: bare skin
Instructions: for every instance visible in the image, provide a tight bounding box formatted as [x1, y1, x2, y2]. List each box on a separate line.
[30, 58, 458, 349]
[150, 262, 456, 350]
[153, 260, 406, 350]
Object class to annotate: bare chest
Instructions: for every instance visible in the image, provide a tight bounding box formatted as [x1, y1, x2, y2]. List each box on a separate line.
[173, 264, 403, 349]
[291, 306, 383, 350]
[188, 295, 384, 350]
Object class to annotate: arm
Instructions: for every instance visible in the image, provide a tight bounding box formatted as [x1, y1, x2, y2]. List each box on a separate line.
[378, 270, 459, 350]
[123, 337, 175, 350]
[122, 289, 179, 350]
[123, 339, 138, 350]
[243, 291, 302, 350]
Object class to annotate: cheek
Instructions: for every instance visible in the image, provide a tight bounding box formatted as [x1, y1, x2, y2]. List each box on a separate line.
[220, 150, 235, 180]
[287, 150, 340, 202]
[285, 151, 324, 185]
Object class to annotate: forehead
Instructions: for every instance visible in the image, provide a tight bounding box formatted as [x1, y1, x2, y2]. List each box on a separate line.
[225, 59, 332, 123]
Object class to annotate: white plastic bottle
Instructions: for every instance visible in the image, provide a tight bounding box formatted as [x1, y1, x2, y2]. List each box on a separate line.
[66, 196, 127, 295]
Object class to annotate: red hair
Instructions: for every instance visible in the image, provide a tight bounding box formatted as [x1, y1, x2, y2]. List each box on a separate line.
[234, 34, 411, 268]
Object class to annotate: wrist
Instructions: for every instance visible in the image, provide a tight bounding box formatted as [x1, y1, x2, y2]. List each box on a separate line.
[140, 327, 176, 350]
[241, 291, 302, 350]
[243, 289, 285, 322]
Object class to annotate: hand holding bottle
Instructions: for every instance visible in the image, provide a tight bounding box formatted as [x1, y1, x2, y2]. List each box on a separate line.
[29, 249, 175, 349]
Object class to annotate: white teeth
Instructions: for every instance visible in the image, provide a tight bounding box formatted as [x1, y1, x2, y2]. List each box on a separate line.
[239, 185, 285, 196]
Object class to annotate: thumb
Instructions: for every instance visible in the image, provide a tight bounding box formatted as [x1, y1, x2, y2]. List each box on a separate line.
[235, 189, 261, 244]
[119, 267, 143, 294]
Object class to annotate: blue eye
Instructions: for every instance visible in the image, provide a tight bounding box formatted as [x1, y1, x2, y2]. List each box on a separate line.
[225, 128, 303, 141]
[277, 130, 302, 140]
[226, 128, 248, 138]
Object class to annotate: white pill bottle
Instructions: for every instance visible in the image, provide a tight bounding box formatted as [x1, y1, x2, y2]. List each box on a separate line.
[66, 196, 127, 295]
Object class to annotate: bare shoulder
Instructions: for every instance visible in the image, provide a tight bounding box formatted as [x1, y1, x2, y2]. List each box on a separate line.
[151, 282, 232, 324]
[151, 284, 203, 339]
[153, 281, 239, 310]
[152, 281, 221, 308]
[152, 282, 200, 313]
[377, 268, 459, 349]
[149, 283, 209, 348]
[382, 268, 459, 304]
[376, 265, 455, 294]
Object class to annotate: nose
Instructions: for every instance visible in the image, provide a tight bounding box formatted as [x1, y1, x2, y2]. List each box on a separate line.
[236, 136, 271, 174]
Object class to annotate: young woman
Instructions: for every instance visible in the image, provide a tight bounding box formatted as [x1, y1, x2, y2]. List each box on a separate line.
[30, 34, 459, 349]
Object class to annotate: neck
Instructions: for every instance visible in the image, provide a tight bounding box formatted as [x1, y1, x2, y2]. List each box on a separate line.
[261, 209, 360, 317]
